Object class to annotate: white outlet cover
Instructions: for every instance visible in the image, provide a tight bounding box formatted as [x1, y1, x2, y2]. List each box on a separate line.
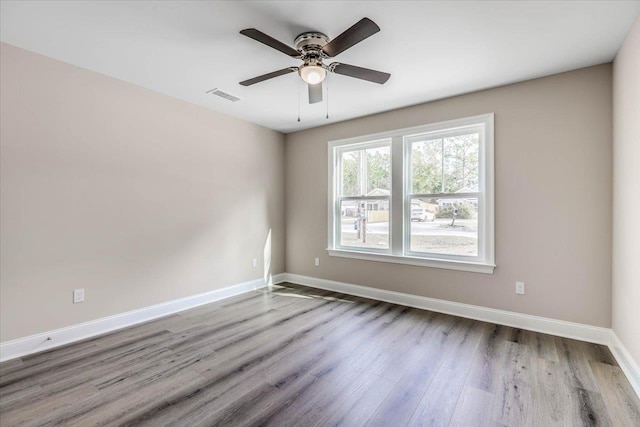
[515, 282, 525, 295]
[315, 257, 320, 267]
[252, 258, 257, 268]
[73, 288, 85, 303]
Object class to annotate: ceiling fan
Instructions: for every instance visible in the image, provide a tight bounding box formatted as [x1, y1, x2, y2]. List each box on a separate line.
[239, 18, 390, 104]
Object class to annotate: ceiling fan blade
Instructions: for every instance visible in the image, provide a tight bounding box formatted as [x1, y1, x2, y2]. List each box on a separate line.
[239, 67, 297, 86]
[321, 18, 380, 57]
[329, 62, 390, 84]
[240, 28, 300, 57]
[308, 82, 323, 104]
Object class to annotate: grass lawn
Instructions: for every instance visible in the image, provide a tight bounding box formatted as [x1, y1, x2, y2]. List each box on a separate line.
[341, 232, 478, 256]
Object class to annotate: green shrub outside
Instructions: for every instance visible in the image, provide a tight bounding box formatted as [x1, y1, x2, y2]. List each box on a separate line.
[436, 204, 474, 219]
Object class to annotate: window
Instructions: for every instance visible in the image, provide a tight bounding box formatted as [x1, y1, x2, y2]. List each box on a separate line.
[335, 141, 391, 251]
[328, 114, 494, 274]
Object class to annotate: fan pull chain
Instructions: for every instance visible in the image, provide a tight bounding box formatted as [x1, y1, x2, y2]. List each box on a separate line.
[326, 84, 329, 119]
[297, 87, 301, 122]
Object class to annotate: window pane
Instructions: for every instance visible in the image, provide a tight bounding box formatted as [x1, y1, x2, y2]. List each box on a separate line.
[411, 133, 479, 194]
[443, 133, 479, 193]
[366, 146, 391, 194]
[340, 199, 389, 250]
[341, 150, 361, 196]
[411, 139, 442, 194]
[409, 197, 478, 256]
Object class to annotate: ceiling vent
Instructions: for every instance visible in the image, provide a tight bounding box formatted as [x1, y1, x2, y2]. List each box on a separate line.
[206, 88, 241, 102]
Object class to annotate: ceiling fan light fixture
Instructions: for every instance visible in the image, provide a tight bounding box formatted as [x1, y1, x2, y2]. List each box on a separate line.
[300, 65, 326, 85]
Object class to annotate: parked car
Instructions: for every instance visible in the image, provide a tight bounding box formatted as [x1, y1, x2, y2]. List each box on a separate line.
[411, 207, 435, 222]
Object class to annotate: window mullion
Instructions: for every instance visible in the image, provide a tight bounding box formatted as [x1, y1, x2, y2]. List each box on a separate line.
[390, 135, 404, 256]
[360, 149, 367, 196]
[441, 138, 445, 193]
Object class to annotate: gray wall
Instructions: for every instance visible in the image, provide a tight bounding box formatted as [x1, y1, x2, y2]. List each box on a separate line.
[285, 64, 613, 327]
[612, 18, 640, 365]
[0, 43, 285, 341]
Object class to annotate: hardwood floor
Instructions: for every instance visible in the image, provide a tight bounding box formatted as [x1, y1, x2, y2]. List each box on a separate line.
[1, 283, 638, 426]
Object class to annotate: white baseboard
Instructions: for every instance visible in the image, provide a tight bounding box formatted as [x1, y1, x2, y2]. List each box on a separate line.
[609, 331, 640, 398]
[282, 273, 612, 344]
[0, 274, 286, 362]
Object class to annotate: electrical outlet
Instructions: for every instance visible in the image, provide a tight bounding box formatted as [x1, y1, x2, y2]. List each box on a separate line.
[73, 288, 85, 304]
[252, 258, 257, 268]
[314, 257, 320, 267]
[515, 282, 525, 295]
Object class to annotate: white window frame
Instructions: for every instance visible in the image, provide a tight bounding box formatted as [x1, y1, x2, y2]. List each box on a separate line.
[333, 139, 393, 254]
[327, 113, 495, 274]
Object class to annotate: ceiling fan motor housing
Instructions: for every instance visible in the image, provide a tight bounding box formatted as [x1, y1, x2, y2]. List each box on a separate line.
[294, 32, 330, 61]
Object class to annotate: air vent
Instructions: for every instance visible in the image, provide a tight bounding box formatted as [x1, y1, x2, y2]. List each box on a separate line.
[206, 88, 241, 102]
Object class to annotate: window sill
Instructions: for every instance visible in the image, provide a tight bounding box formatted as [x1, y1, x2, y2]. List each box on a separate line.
[326, 248, 495, 274]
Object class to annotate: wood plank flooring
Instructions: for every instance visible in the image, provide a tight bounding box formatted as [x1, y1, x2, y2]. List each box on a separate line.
[1, 283, 639, 426]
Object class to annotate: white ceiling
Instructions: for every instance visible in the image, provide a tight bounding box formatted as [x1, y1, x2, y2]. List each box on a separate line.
[1, 1, 639, 133]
